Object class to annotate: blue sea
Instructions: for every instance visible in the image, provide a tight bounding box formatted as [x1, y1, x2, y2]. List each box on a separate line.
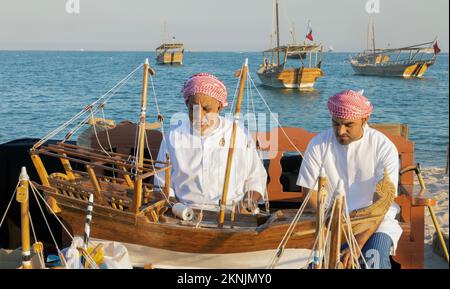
[0, 51, 448, 167]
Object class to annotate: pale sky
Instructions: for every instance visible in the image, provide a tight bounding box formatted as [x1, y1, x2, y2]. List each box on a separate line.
[0, 0, 448, 52]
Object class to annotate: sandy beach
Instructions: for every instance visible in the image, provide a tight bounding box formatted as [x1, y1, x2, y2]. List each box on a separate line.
[421, 167, 449, 269]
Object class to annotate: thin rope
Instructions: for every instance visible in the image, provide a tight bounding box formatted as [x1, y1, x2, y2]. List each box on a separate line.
[101, 108, 116, 179]
[29, 183, 64, 257]
[248, 73, 304, 159]
[62, 69, 139, 144]
[303, 194, 336, 269]
[226, 72, 242, 119]
[0, 182, 19, 229]
[341, 198, 359, 269]
[28, 211, 46, 268]
[29, 181, 74, 240]
[267, 188, 313, 268]
[144, 130, 173, 207]
[34, 63, 143, 149]
[343, 198, 369, 269]
[247, 70, 270, 209]
[90, 111, 112, 157]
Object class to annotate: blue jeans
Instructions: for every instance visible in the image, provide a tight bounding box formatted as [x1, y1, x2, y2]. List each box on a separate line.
[342, 232, 393, 269]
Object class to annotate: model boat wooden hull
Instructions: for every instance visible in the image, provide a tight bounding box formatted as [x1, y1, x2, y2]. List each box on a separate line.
[257, 66, 323, 90]
[35, 185, 317, 254]
[350, 59, 434, 78]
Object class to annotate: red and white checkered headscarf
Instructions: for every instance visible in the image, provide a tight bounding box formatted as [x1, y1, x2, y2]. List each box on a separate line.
[327, 90, 373, 120]
[181, 73, 228, 108]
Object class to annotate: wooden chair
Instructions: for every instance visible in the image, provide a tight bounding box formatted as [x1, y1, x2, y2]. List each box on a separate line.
[89, 120, 162, 158]
[254, 125, 434, 268]
[370, 123, 409, 140]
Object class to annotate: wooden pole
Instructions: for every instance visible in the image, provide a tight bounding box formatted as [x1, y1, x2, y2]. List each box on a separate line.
[275, 0, 280, 66]
[60, 154, 75, 180]
[164, 153, 171, 198]
[16, 167, 32, 269]
[86, 165, 107, 205]
[133, 59, 150, 214]
[218, 59, 248, 228]
[328, 181, 344, 269]
[314, 169, 327, 269]
[428, 205, 449, 263]
[30, 153, 61, 213]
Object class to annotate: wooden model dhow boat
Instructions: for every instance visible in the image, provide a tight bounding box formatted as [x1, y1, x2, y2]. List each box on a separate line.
[28, 59, 395, 268]
[156, 43, 184, 65]
[257, 0, 323, 90]
[350, 13, 439, 78]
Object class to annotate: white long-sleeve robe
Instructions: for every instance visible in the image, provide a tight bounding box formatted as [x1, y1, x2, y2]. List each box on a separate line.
[155, 116, 267, 210]
[296, 125, 403, 254]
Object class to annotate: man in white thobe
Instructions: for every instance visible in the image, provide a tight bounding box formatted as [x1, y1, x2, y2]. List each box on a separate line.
[155, 73, 267, 213]
[297, 90, 403, 269]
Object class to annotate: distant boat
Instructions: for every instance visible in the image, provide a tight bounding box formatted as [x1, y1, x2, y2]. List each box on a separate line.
[156, 43, 184, 65]
[350, 14, 439, 78]
[155, 22, 184, 65]
[257, 0, 324, 90]
[327, 46, 334, 53]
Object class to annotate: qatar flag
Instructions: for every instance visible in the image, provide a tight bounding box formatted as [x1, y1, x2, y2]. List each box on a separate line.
[306, 21, 313, 41]
[433, 41, 441, 55]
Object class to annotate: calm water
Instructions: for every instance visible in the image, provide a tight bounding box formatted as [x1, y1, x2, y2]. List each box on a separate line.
[0, 51, 448, 167]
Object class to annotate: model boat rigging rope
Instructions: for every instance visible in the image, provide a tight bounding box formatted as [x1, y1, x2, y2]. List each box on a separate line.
[29, 181, 74, 240]
[29, 181, 68, 267]
[62, 69, 139, 144]
[34, 63, 143, 149]
[267, 188, 313, 268]
[28, 211, 46, 268]
[0, 182, 19, 230]
[247, 72, 304, 159]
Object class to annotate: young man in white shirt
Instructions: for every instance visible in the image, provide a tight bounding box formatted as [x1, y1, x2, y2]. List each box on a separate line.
[155, 73, 267, 214]
[297, 90, 402, 269]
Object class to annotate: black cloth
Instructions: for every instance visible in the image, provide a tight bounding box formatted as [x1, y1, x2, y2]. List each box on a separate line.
[0, 138, 75, 250]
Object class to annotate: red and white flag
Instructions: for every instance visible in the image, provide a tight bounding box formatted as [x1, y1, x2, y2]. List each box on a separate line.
[306, 21, 313, 41]
[433, 41, 441, 55]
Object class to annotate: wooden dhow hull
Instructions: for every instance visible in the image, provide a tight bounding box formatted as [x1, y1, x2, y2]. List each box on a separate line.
[156, 51, 183, 65]
[350, 59, 434, 78]
[257, 66, 323, 90]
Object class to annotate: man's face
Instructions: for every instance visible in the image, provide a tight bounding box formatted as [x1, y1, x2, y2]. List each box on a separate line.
[332, 117, 368, 145]
[187, 93, 221, 135]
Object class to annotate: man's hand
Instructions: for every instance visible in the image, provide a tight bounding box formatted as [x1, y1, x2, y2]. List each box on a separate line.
[341, 246, 361, 269]
[238, 191, 262, 215]
[341, 229, 375, 269]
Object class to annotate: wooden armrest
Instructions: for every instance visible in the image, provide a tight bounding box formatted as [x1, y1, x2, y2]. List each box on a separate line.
[398, 184, 436, 207]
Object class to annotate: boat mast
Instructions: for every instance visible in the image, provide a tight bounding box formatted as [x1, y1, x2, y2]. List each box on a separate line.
[367, 14, 376, 53]
[163, 21, 168, 44]
[16, 167, 32, 269]
[218, 59, 248, 228]
[276, 0, 281, 65]
[290, 22, 296, 44]
[133, 59, 150, 214]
